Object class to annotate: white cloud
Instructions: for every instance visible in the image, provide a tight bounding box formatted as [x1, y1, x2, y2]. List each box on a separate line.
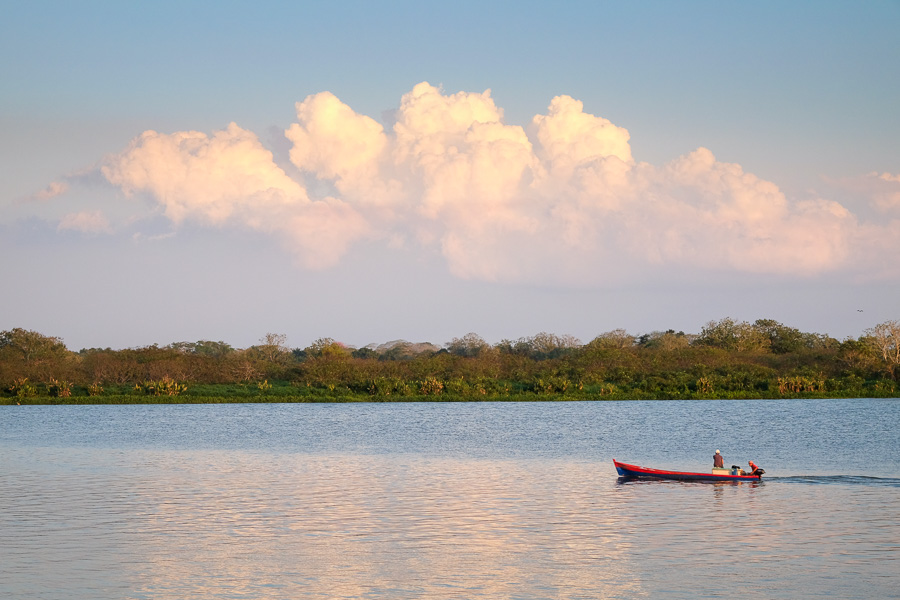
[99, 121, 370, 269]
[101, 122, 307, 225]
[286, 92, 387, 186]
[50, 82, 897, 284]
[531, 94, 633, 173]
[625, 148, 854, 274]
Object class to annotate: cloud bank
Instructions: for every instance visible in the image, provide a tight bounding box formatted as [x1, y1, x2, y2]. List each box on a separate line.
[73, 82, 898, 284]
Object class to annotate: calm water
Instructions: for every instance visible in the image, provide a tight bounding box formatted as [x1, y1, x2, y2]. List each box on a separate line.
[1, 399, 898, 599]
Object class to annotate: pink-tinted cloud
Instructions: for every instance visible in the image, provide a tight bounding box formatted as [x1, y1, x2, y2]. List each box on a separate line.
[99, 122, 369, 269]
[50, 82, 897, 284]
[281, 85, 863, 281]
[872, 172, 900, 212]
[57, 211, 112, 234]
[27, 181, 69, 202]
[101, 123, 307, 224]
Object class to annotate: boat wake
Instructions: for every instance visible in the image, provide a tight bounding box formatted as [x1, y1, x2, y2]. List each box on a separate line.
[770, 475, 900, 488]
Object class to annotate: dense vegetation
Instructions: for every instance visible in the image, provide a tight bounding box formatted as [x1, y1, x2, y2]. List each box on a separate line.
[1, 318, 898, 404]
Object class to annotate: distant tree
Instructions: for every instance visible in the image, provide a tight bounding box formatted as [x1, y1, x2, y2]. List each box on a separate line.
[0, 328, 73, 383]
[254, 333, 291, 364]
[865, 320, 900, 378]
[303, 337, 337, 358]
[500, 332, 581, 359]
[298, 339, 354, 386]
[319, 341, 351, 360]
[128, 344, 191, 382]
[224, 351, 261, 383]
[695, 318, 769, 352]
[495, 338, 529, 355]
[752, 319, 804, 354]
[637, 330, 691, 351]
[0, 328, 67, 365]
[447, 333, 490, 357]
[588, 330, 635, 350]
[193, 340, 235, 358]
[167, 340, 234, 358]
[801, 333, 839, 351]
[530, 332, 581, 355]
[351, 347, 378, 360]
[838, 338, 879, 378]
[79, 348, 139, 384]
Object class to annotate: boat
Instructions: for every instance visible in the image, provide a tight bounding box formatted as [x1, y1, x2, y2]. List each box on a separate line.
[613, 459, 764, 482]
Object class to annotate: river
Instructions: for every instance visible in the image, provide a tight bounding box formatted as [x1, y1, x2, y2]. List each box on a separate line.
[1, 399, 898, 599]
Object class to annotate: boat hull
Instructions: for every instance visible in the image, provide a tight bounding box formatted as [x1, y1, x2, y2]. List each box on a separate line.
[614, 459, 762, 482]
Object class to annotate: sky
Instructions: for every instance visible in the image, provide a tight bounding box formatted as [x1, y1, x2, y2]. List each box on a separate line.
[2, 1, 899, 351]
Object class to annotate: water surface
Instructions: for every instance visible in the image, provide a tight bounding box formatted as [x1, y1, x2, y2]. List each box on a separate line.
[2, 399, 898, 599]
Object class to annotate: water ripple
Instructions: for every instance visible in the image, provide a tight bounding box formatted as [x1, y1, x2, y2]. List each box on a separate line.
[771, 475, 900, 487]
[2, 400, 899, 599]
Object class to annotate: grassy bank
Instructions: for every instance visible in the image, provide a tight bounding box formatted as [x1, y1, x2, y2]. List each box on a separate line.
[3, 320, 899, 404]
[3, 385, 897, 405]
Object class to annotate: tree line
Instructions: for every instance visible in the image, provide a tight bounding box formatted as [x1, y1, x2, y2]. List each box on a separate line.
[1, 318, 898, 402]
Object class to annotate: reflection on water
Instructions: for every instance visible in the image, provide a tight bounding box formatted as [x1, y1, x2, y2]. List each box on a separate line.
[2, 449, 647, 599]
[774, 475, 900, 487]
[2, 400, 899, 599]
[3, 445, 899, 599]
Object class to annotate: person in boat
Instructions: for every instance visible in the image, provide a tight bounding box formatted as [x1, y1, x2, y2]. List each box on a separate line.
[748, 460, 761, 475]
[713, 450, 724, 468]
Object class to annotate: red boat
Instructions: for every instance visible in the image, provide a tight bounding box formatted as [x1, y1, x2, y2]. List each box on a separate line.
[614, 459, 764, 482]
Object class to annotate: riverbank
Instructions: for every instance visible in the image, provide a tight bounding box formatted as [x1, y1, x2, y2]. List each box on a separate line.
[4, 322, 899, 405]
[3, 389, 897, 405]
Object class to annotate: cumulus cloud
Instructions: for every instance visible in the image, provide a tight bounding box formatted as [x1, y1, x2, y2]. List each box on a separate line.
[101, 122, 308, 224]
[286, 91, 387, 189]
[531, 94, 633, 173]
[280, 84, 862, 280]
[54, 82, 897, 283]
[99, 121, 369, 268]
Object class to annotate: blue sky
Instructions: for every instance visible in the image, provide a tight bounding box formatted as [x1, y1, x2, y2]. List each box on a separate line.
[2, 1, 899, 351]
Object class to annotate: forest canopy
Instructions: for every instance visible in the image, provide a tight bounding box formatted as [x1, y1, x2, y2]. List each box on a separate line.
[1, 319, 898, 403]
